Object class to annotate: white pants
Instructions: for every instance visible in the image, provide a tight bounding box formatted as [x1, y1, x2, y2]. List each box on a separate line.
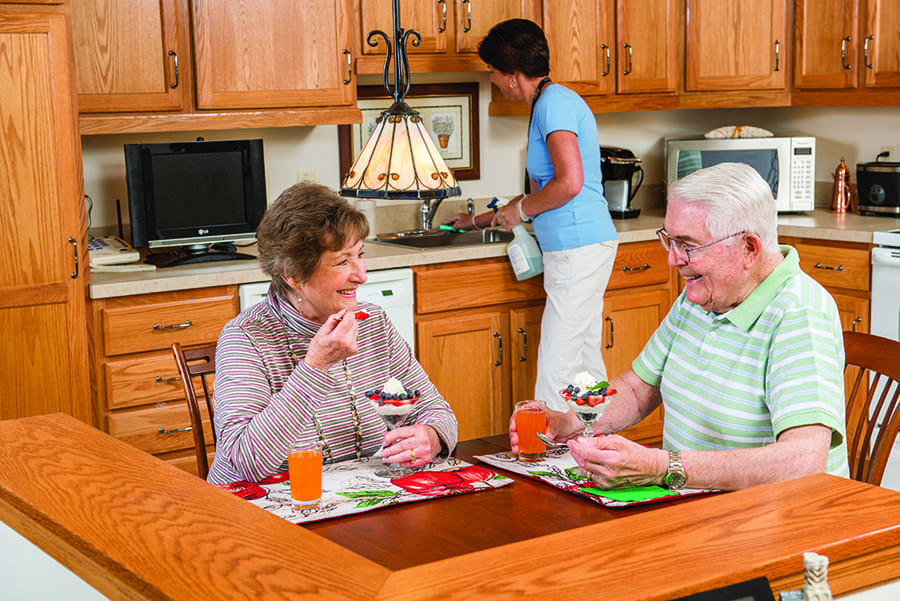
[534, 241, 618, 411]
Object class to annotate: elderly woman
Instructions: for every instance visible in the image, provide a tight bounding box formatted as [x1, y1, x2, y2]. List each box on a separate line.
[206, 183, 458, 485]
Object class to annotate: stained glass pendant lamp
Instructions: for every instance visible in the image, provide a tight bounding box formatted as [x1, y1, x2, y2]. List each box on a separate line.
[340, 0, 461, 199]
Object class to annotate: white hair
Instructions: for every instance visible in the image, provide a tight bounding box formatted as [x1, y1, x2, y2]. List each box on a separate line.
[668, 162, 779, 253]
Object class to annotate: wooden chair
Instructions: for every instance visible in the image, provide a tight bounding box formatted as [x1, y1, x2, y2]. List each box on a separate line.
[171, 342, 218, 479]
[843, 330, 900, 486]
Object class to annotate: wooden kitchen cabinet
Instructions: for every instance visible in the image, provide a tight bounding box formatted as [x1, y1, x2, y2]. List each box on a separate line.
[414, 241, 676, 445]
[684, 0, 788, 92]
[356, 0, 541, 75]
[793, 0, 900, 100]
[72, 0, 183, 112]
[90, 286, 239, 474]
[74, 0, 360, 134]
[0, 3, 93, 424]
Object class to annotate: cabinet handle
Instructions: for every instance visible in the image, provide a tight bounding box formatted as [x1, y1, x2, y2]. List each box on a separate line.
[601, 44, 610, 77]
[343, 49, 352, 85]
[462, 0, 471, 33]
[437, 0, 447, 33]
[158, 426, 192, 435]
[774, 39, 781, 71]
[155, 376, 181, 383]
[841, 37, 852, 70]
[623, 43, 633, 76]
[622, 263, 650, 273]
[865, 35, 875, 69]
[851, 317, 862, 332]
[69, 237, 78, 279]
[493, 331, 503, 366]
[168, 50, 179, 89]
[813, 262, 843, 271]
[517, 327, 528, 362]
[604, 316, 614, 350]
[153, 320, 193, 331]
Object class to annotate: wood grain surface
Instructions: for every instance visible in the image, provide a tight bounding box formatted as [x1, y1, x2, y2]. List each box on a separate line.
[2, 414, 900, 601]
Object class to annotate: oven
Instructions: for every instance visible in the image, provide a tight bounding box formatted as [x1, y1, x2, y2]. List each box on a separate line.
[870, 230, 900, 490]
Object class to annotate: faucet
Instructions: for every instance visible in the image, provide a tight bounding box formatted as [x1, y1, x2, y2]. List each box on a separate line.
[421, 197, 444, 231]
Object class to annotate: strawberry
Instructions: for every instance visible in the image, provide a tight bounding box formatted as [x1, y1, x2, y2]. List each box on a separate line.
[355, 310, 370, 320]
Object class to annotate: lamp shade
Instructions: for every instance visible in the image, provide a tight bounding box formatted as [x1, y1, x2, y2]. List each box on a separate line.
[341, 101, 461, 199]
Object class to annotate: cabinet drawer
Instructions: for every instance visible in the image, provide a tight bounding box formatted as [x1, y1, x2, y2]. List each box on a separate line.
[108, 402, 214, 456]
[102, 294, 236, 356]
[607, 241, 671, 291]
[795, 241, 870, 292]
[104, 351, 212, 410]
[414, 258, 545, 314]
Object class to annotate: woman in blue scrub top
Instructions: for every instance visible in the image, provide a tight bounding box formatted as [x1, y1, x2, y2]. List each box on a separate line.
[445, 19, 619, 410]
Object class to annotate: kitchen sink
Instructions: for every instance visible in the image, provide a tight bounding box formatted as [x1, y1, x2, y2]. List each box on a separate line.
[374, 228, 514, 249]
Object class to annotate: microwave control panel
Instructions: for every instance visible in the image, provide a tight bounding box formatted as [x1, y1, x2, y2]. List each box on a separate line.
[790, 137, 816, 210]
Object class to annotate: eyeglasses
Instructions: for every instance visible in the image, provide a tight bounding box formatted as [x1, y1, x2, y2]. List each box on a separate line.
[656, 228, 747, 263]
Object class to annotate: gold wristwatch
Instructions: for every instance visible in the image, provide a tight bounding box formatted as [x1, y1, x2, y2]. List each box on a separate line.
[664, 450, 687, 490]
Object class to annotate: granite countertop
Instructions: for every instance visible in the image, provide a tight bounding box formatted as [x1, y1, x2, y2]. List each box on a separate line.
[88, 208, 900, 299]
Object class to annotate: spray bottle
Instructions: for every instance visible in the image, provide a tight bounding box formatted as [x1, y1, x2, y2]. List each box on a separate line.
[488, 197, 544, 281]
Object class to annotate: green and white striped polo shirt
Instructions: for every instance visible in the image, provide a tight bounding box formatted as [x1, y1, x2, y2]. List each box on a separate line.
[633, 245, 850, 477]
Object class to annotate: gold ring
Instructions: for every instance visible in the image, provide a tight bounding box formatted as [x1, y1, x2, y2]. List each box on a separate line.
[409, 448, 416, 463]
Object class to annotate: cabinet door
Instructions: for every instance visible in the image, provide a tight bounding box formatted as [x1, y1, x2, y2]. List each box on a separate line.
[72, 0, 183, 112]
[544, 0, 613, 96]
[453, 0, 541, 54]
[0, 11, 91, 422]
[616, 0, 678, 94]
[417, 310, 510, 440]
[509, 306, 543, 404]
[685, 0, 788, 92]
[863, 0, 900, 88]
[601, 288, 671, 379]
[832, 291, 869, 334]
[793, 0, 858, 90]
[361, 0, 450, 55]
[192, 0, 355, 109]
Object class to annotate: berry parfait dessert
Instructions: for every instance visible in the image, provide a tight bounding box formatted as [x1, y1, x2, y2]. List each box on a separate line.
[365, 377, 419, 478]
[560, 371, 617, 438]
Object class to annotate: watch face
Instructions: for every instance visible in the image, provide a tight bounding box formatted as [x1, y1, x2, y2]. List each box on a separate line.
[666, 472, 687, 490]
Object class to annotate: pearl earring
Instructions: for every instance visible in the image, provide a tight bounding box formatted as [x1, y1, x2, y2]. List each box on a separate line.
[509, 79, 516, 88]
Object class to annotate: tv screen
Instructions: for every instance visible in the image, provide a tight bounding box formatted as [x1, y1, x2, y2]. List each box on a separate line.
[125, 138, 267, 268]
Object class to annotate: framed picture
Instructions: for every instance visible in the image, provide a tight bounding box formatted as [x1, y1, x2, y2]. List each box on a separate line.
[339, 82, 480, 182]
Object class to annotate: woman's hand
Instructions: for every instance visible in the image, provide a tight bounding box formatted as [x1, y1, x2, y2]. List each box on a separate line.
[380, 423, 442, 468]
[303, 309, 359, 371]
[509, 405, 582, 455]
[443, 213, 478, 231]
[567, 435, 667, 489]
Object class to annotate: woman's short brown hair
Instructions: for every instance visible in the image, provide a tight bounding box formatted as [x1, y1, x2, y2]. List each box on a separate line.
[477, 18, 549, 77]
[257, 183, 369, 298]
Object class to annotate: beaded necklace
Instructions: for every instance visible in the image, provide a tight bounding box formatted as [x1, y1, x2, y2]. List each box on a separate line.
[274, 296, 363, 462]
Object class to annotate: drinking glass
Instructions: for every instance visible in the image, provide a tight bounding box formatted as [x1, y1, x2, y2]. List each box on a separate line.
[289, 441, 323, 509]
[514, 400, 548, 462]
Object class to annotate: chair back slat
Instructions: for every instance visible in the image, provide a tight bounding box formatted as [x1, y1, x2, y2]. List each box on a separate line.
[842, 331, 900, 485]
[171, 342, 218, 479]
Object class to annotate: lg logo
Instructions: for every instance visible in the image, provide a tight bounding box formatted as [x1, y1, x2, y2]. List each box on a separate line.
[198, 228, 209, 235]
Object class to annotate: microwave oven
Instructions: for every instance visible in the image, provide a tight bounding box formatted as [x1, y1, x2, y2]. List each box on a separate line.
[665, 136, 816, 212]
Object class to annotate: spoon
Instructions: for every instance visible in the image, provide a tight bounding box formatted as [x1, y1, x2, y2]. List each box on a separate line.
[536, 432, 568, 448]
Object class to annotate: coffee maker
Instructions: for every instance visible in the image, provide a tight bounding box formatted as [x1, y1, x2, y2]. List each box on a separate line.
[600, 146, 644, 219]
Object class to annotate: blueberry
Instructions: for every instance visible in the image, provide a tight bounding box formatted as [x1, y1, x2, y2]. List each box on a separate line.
[599, 386, 608, 395]
[566, 384, 574, 393]
[573, 386, 580, 394]
[399, 393, 407, 400]
[380, 391, 388, 399]
[413, 389, 420, 397]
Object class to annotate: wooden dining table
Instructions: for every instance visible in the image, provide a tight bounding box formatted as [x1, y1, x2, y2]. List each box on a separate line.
[2, 413, 900, 601]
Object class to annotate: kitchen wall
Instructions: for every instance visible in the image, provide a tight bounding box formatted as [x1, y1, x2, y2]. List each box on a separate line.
[81, 71, 900, 233]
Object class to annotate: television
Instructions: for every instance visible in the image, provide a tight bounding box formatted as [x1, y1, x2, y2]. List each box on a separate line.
[124, 138, 268, 268]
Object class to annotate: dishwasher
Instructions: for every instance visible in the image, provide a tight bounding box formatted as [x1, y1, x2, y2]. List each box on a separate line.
[238, 267, 415, 348]
[869, 230, 900, 491]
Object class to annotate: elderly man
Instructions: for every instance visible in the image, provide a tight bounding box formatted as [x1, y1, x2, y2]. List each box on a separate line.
[518, 162, 849, 491]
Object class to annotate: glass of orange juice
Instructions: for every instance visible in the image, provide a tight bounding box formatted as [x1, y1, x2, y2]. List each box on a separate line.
[514, 400, 548, 462]
[289, 440, 324, 510]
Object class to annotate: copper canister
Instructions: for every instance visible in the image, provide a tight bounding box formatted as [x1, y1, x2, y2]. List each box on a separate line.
[831, 157, 851, 213]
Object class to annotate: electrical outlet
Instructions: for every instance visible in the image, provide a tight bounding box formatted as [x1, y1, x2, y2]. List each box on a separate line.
[297, 170, 316, 183]
[881, 145, 896, 161]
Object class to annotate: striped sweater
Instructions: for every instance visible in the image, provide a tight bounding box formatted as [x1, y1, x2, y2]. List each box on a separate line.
[207, 287, 458, 484]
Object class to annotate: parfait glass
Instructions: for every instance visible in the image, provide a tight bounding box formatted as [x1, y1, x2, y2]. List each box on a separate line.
[374, 403, 416, 478]
[561, 389, 609, 439]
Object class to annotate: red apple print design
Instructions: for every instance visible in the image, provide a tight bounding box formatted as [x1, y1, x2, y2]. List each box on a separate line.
[392, 466, 496, 497]
[218, 481, 266, 500]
